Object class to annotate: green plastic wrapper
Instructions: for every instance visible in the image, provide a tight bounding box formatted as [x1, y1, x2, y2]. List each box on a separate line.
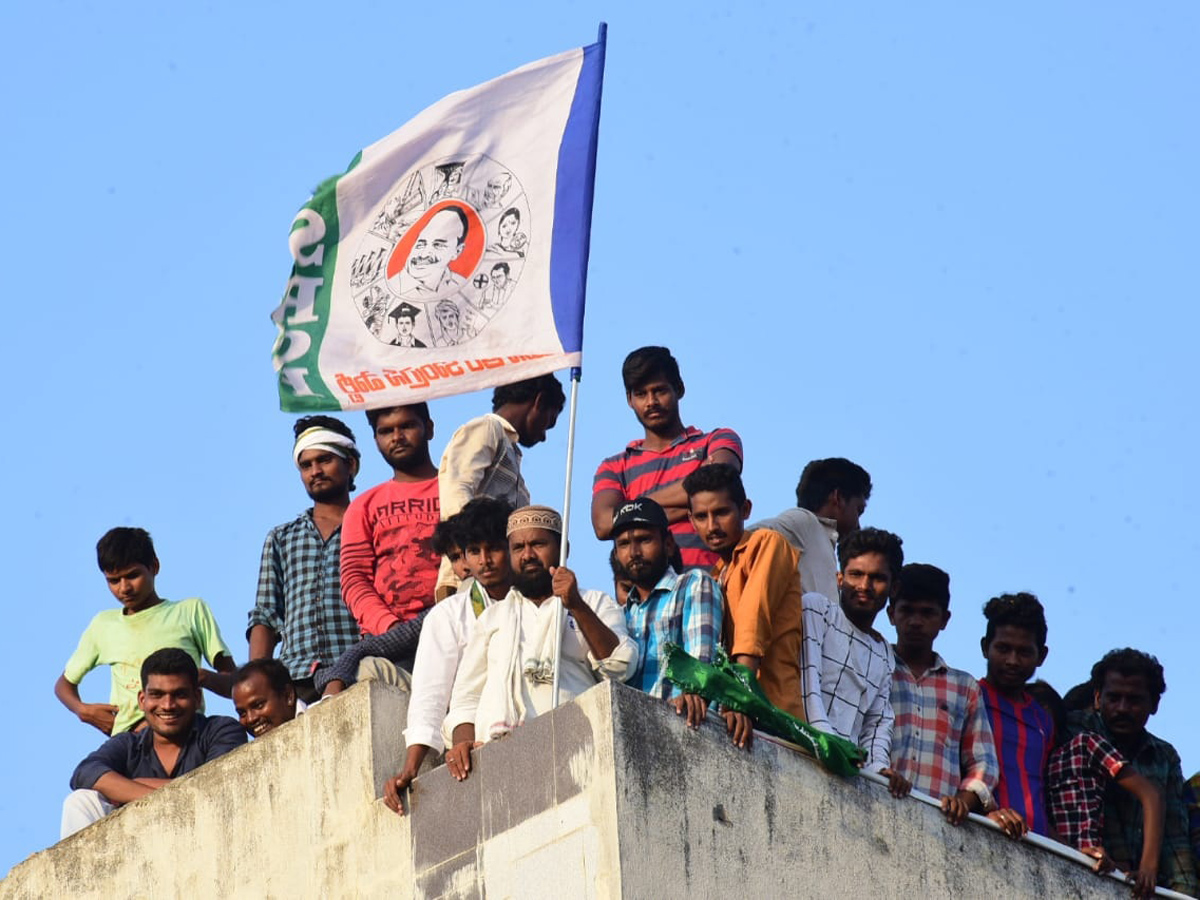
[661, 642, 866, 777]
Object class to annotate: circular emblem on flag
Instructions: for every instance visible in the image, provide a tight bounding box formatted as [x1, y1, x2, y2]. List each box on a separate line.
[350, 156, 530, 350]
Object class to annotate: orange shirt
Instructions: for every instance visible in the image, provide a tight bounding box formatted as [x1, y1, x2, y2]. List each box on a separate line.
[714, 529, 806, 720]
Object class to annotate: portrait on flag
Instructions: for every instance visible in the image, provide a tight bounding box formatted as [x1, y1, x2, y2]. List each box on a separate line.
[347, 158, 532, 351]
[271, 38, 604, 412]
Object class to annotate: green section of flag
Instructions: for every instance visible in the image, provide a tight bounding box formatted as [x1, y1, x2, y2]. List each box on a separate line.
[662, 644, 866, 777]
[272, 156, 359, 411]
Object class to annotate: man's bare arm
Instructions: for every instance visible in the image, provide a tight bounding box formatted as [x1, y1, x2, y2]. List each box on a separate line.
[199, 653, 237, 698]
[591, 488, 624, 540]
[247, 624, 278, 661]
[54, 674, 117, 735]
[93, 772, 159, 806]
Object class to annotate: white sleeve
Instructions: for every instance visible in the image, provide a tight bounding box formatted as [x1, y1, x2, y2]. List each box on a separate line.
[445, 606, 495, 733]
[800, 591, 833, 733]
[403, 599, 467, 751]
[584, 591, 639, 683]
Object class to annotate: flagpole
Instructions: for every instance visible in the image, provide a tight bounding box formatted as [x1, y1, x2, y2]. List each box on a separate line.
[552, 366, 582, 709]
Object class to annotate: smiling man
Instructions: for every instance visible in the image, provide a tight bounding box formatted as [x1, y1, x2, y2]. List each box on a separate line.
[799, 527, 900, 779]
[1065, 649, 1198, 896]
[682, 464, 803, 746]
[592, 346, 743, 571]
[61, 649, 245, 838]
[247, 417, 362, 703]
[400, 206, 469, 298]
[232, 658, 306, 739]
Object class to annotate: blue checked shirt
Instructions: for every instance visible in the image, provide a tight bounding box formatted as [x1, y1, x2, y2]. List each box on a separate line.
[623, 566, 724, 699]
[248, 510, 361, 680]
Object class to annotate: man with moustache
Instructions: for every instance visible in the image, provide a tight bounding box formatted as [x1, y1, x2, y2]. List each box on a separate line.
[330, 404, 440, 693]
[592, 346, 743, 571]
[1066, 649, 1197, 896]
[247, 416, 363, 702]
[682, 464, 804, 749]
[61, 649, 245, 838]
[800, 527, 901, 778]
[442, 506, 636, 782]
[610, 498, 723, 728]
[398, 206, 470, 299]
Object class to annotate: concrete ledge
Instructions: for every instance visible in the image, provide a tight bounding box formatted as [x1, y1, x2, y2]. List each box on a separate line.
[2, 680, 1134, 899]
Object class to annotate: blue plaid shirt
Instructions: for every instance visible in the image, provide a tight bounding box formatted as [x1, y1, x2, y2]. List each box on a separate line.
[248, 510, 361, 680]
[623, 566, 724, 699]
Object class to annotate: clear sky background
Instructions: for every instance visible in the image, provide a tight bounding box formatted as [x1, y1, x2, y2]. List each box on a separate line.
[3, 1, 1197, 874]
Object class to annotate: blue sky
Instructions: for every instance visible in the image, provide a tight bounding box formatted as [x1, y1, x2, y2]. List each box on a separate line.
[3, 2, 1197, 873]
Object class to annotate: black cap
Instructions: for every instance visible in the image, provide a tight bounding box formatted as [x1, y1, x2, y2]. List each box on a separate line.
[611, 498, 669, 536]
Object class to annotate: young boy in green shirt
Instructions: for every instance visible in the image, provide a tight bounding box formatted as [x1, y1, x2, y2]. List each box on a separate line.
[55, 527, 237, 735]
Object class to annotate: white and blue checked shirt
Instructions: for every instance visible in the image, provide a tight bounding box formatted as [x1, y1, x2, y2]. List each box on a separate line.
[623, 566, 724, 699]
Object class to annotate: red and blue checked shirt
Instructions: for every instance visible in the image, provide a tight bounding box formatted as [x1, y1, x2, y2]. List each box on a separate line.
[979, 678, 1055, 835]
[889, 653, 998, 810]
[1046, 730, 1128, 852]
[1063, 710, 1198, 896]
[592, 426, 743, 570]
[623, 566, 724, 699]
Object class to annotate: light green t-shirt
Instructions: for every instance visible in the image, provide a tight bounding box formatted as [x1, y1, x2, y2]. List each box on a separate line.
[64, 597, 232, 734]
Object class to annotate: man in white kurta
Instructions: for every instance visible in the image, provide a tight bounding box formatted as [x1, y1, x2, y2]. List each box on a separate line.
[443, 506, 637, 781]
[382, 497, 515, 814]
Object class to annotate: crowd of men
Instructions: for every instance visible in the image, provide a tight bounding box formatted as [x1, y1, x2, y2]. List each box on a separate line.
[55, 346, 1198, 897]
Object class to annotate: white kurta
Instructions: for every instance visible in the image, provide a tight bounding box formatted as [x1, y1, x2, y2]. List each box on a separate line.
[446, 588, 637, 742]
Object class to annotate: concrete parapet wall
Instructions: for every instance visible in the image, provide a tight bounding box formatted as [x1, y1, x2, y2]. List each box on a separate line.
[3, 681, 1133, 899]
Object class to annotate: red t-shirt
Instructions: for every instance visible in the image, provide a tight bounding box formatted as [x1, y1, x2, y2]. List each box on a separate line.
[340, 477, 440, 635]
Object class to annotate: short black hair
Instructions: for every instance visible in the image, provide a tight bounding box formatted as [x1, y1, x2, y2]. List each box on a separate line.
[141, 647, 199, 690]
[682, 463, 746, 507]
[365, 403, 432, 430]
[838, 527, 903, 579]
[431, 516, 465, 557]
[441, 204, 470, 242]
[895, 563, 950, 610]
[457, 497, 513, 548]
[621, 346, 684, 395]
[492, 374, 565, 412]
[97, 527, 158, 573]
[1090, 648, 1166, 701]
[1062, 681, 1094, 712]
[491, 261, 510, 276]
[982, 592, 1048, 649]
[232, 658, 292, 696]
[795, 458, 872, 510]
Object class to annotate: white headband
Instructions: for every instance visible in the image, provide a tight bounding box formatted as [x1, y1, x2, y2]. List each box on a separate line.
[293, 427, 357, 466]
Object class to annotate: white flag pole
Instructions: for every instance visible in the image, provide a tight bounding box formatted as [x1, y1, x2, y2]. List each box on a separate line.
[551, 366, 582, 709]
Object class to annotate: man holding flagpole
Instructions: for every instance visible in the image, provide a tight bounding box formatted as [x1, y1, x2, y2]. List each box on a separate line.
[434, 373, 566, 599]
[442, 506, 636, 781]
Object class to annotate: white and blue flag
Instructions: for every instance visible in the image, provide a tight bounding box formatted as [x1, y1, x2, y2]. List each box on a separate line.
[271, 32, 605, 411]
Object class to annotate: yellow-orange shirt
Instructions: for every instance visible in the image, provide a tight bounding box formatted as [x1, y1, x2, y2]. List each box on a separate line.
[713, 529, 805, 720]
